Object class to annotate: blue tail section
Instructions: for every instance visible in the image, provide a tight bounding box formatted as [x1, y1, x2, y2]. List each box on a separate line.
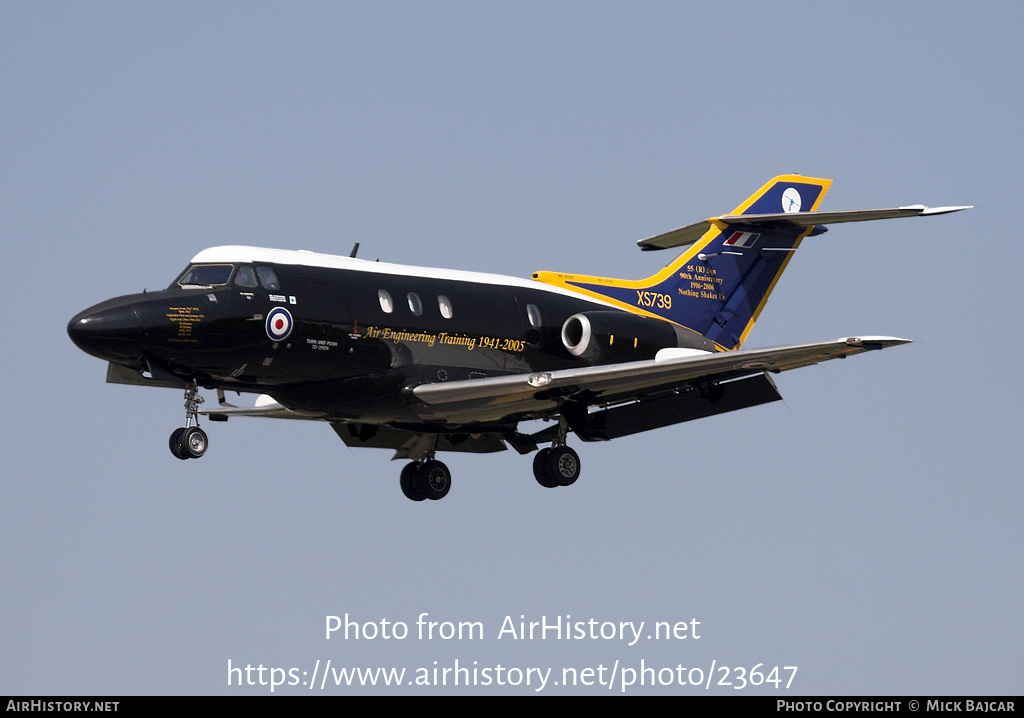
[535, 175, 832, 350]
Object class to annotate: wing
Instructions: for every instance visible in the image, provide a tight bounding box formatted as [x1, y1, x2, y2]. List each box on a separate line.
[410, 337, 910, 430]
[201, 337, 908, 455]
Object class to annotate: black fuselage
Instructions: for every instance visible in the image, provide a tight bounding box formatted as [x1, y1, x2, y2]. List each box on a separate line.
[68, 251, 707, 427]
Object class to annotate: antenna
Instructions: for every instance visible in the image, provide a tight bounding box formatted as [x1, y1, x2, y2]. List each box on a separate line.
[349, 242, 360, 258]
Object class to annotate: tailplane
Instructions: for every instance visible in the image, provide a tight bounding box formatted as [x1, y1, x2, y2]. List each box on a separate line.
[532, 175, 968, 350]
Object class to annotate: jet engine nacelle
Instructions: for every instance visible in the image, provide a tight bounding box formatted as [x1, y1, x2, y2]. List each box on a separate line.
[560, 311, 681, 364]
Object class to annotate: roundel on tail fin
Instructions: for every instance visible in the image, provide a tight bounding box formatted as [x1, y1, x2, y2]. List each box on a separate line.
[782, 187, 802, 212]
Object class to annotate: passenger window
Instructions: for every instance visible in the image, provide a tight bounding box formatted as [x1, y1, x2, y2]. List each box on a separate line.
[527, 304, 542, 328]
[438, 295, 453, 319]
[256, 266, 280, 290]
[234, 265, 258, 288]
[378, 289, 394, 314]
[407, 292, 423, 316]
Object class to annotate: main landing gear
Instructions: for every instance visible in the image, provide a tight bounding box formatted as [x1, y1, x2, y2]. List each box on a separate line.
[397, 422, 583, 501]
[532, 445, 581, 488]
[397, 444, 582, 501]
[532, 419, 580, 488]
[399, 459, 452, 501]
[169, 383, 208, 460]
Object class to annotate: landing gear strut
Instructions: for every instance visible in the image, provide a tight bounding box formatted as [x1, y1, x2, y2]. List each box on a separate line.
[169, 383, 208, 460]
[399, 457, 452, 501]
[532, 419, 581, 488]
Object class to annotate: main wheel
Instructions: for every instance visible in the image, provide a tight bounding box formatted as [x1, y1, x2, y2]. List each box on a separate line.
[179, 426, 208, 459]
[419, 460, 451, 501]
[169, 428, 189, 460]
[532, 448, 559, 488]
[547, 446, 580, 486]
[400, 462, 427, 501]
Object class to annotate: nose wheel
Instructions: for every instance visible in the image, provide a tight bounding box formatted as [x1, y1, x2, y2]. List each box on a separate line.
[169, 383, 209, 460]
[170, 426, 208, 460]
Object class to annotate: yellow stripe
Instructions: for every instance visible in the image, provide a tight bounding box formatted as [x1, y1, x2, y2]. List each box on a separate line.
[532, 175, 831, 352]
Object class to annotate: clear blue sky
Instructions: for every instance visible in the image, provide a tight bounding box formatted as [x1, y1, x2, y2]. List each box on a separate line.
[2, 1, 1020, 695]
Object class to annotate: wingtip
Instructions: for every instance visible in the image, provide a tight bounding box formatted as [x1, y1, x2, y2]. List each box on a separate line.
[843, 336, 912, 348]
[914, 205, 973, 216]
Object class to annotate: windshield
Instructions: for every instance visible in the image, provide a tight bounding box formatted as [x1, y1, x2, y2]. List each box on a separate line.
[175, 264, 233, 288]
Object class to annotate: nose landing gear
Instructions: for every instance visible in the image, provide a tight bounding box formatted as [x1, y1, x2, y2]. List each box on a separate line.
[169, 384, 208, 460]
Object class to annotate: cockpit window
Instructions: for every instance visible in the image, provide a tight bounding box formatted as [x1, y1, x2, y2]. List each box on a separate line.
[177, 264, 233, 287]
[234, 265, 258, 288]
[256, 266, 280, 290]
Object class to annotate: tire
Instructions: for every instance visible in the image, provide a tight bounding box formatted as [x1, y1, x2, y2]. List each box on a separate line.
[547, 446, 580, 486]
[532, 448, 559, 488]
[180, 426, 208, 459]
[400, 463, 427, 501]
[169, 428, 189, 460]
[419, 460, 451, 501]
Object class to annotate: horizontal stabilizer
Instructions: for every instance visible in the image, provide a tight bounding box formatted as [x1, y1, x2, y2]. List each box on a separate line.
[638, 205, 972, 251]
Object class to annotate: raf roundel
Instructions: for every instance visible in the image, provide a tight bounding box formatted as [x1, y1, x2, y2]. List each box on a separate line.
[266, 307, 293, 342]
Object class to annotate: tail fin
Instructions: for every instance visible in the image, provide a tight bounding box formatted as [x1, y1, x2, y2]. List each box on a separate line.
[533, 175, 832, 350]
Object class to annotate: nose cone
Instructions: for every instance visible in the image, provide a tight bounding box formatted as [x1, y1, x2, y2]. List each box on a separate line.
[67, 298, 143, 361]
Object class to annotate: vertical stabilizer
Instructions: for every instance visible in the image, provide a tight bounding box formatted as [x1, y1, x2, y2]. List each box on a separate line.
[533, 175, 832, 350]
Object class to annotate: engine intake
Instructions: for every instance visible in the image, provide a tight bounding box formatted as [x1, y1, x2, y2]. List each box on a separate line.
[560, 311, 682, 364]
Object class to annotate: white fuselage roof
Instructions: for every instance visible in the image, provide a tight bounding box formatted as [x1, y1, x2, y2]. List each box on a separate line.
[190, 245, 613, 306]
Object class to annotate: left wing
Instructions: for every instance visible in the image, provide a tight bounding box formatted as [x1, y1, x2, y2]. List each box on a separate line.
[410, 336, 910, 424]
